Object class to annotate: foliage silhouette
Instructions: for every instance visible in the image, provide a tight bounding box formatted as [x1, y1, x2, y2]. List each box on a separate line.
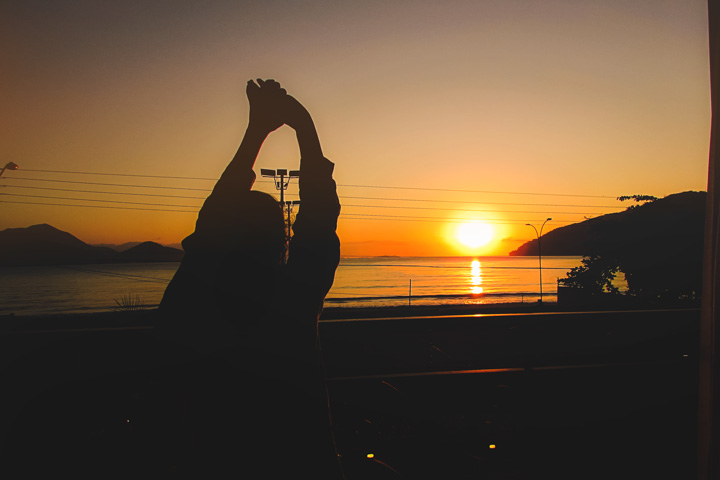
[617, 194, 658, 210]
[558, 255, 621, 294]
[113, 293, 145, 311]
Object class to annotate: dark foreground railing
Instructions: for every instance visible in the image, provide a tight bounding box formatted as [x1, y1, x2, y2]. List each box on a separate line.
[0, 308, 700, 479]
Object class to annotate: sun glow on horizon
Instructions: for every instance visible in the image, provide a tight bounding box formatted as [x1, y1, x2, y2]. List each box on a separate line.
[457, 222, 495, 249]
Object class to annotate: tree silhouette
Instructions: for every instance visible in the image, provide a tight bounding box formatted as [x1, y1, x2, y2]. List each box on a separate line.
[616, 194, 658, 210]
[558, 255, 621, 294]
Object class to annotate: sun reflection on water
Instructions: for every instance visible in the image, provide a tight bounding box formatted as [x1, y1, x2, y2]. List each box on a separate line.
[470, 260, 483, 294]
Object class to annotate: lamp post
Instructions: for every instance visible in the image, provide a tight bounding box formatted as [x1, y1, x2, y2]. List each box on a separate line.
[526, 218, 552, 302]
[0, 162, 18, 178]
[261, 168, 300, 205]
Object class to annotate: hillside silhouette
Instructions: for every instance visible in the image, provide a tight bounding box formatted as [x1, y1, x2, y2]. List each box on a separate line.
[0, 224, 183, 267]
[117, 242, 184, 263]
[92, 241, 143, 252]
[511, 191, 706, 298]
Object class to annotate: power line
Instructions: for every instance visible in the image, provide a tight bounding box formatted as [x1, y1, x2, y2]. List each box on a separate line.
[3, 185, 207, 199]
[2, 168, 624, 223]
[23, 168, 217, 181]
[13, 169, 619, 199]
[340, 195, 622, 209]
[3, 199, 576, 224]
[3, 193, 589, 223]
[4, 175, 277, 191]
[341, 213, 573, 225]
[5, 176, 215, 192]
[0, 200, 196, 213]
[336, 183, 614, 199]
[341, 203, 611, 216]
[0, 186, 613, 216]
[2, 184, 622, 209]
[1, 193, 201, 209]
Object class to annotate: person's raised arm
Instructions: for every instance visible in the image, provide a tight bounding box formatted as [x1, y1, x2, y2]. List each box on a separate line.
[281, 91, 340, 313]
[281, 92, 338, 232]
[283, 94, 324, 161]
[213, 79, 287, 192]
[185, 79, 291, 252]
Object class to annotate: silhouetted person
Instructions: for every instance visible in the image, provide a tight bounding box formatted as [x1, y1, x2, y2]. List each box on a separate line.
[158, 79, 343, 477]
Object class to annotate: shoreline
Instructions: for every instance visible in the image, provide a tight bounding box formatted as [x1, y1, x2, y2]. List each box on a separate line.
[0, 297, 700, 332]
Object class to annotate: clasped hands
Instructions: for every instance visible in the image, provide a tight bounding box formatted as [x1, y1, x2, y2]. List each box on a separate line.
[246, 78, 313, 136]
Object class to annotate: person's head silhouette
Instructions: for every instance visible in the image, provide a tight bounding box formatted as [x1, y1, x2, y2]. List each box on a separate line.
[213, 190, 286, 319]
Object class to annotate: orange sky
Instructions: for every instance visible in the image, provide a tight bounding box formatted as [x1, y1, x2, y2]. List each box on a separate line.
[0, 0, 712, 256]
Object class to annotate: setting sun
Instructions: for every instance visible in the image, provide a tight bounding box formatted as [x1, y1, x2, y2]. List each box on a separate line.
[457, 222, 495, 248]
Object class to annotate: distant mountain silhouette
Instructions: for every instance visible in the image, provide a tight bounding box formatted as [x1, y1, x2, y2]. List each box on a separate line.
[116, 241, 184, 262]
[0, 224, 183, 267]
[511, 191, 706, 297]
[0, 224, 116, 267]
[92, 241, 143, 252]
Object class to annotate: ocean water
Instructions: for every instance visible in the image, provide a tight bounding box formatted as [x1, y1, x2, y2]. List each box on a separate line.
[328, 256, 584, 307]
[0, 256, 586, 316]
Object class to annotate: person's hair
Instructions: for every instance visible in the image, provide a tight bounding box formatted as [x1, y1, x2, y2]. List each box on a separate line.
[237, 190, 286, 261]
[215, 190, 286, 321]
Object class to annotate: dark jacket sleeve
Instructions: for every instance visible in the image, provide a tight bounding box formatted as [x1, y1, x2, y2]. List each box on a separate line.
[158, 167, 257, 338]
[181, 168, 257, 254]
[286, 156, 341, 320]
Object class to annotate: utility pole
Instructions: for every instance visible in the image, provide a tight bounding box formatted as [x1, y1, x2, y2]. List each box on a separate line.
[526, 218, 552, 302]
[261, 168, 300, 263]
[284, 199, 301, 240]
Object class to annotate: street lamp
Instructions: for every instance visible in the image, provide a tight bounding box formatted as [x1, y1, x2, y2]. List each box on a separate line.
[526, 218, 552, 302]
[260, 168, 300, 205]
[0, 162, 18, 178]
